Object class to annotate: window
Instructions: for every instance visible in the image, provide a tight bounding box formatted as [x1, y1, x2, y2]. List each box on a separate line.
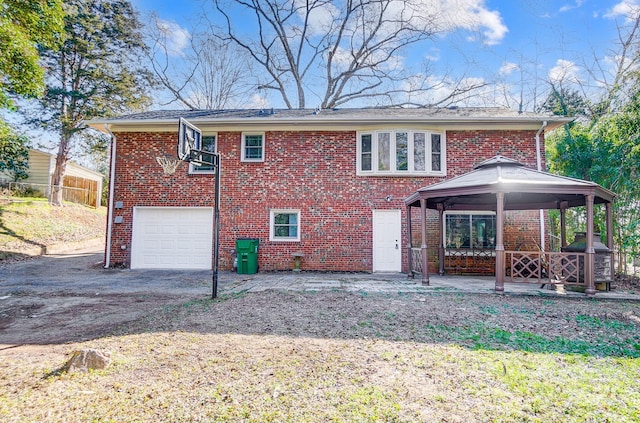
[190, 135, 217, 173]
[357, 130, 445, 175]
[361, 134, 372, 171]
[445, 213, 496, 249]
[270, 210, 300, 241]
[242, 132, 265, 162]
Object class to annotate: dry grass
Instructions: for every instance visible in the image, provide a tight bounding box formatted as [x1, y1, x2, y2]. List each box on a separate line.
[2, 291, 639, 422]
[0, 199, 106, 253]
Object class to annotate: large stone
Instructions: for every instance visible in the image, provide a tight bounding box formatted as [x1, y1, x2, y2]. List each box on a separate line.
[62, 348, 111, 373]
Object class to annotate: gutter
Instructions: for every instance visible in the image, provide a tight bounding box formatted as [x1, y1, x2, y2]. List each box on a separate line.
[536, 120, 548, 251]
[104, 124, 116, 269]
[87, 115, 573, 132]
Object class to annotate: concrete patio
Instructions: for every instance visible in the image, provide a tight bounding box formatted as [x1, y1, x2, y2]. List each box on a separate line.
[2, 244, 637, 301]
[218, 271, 640, 300]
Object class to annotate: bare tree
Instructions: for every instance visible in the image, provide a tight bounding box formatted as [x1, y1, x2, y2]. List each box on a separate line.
[585, 11, 640, 116]
[214, 0, 485, 109]
[147, 15, 254, 109]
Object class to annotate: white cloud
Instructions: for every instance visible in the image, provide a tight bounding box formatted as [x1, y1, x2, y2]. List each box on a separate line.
[292, 0, 340, 36]
[499, 62, 519, 76]
[400, 75, 447, 105]
[434, 0, 508, 45]
[425, 48, 440, 62]
[329, 46, 354, 68]
[399, 73, 488, 106]
[559, 0, 585, 13]
[548, 59, 581, 84]
[605, 0, 640, 20]
[604, 53, 640, 80]
[329, 45, 405, 72]
[247, 93, 270, 109]
[154, 19, 190, 57]
[297, 0, 507, 46]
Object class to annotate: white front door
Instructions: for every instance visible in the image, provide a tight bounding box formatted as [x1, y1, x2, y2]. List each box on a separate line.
[373, 210, 402, 272]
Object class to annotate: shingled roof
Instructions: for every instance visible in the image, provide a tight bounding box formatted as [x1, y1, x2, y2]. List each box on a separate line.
[88, 107, 572, 132]
[404, 155, 615, 211]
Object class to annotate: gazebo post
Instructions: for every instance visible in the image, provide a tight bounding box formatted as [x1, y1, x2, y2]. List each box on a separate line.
[420, 199, 429, 285]
[606, 201, 614, 283]
[495, 192, 505, 294]
[560, 201, 568, 248]
[406, 205, 413, 279]
[585, 194, 596, 296]
[437, 204, 445, 275]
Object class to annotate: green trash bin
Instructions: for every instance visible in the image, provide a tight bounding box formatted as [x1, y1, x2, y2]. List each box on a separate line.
[236, 238, 259, 274]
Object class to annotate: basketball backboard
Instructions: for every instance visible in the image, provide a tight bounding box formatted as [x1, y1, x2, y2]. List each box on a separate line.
[190, 150, 220, 167]
[177, 117, 202, 161]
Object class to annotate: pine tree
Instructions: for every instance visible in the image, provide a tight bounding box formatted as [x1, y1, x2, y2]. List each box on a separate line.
[37, 0, 153, 205]
[0, 0, 64, 107]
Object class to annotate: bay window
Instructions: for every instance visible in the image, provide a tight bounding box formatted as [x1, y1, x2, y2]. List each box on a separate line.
[357, 130, 445, 175]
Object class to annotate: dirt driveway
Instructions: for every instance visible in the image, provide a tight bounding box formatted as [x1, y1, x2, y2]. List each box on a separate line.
[2, 245, 639, 348]
[0, 248, 429, 346]
[0, 249, 214, 345]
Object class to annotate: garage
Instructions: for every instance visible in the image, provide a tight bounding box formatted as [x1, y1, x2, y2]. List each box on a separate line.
[131, 207, 214, 270]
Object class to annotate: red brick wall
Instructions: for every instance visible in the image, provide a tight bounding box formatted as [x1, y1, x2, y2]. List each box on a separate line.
[446, 129, 543, 176]
[107, 128, 545, 272]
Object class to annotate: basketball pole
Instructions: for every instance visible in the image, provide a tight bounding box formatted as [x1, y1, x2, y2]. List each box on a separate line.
[177, 118, 220, 300]
[212, 154, 221, 299]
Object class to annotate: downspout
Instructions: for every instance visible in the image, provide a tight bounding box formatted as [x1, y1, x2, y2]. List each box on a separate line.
[536, 120, 548, 251]
[104, 124, 116, 269]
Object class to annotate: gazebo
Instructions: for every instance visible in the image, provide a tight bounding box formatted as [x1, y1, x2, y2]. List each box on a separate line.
[404, 156, 616, 296]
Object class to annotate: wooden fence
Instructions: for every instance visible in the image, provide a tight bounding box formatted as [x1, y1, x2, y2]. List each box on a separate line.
[62, 175, 99, 208]
[3, 178, 99, 208]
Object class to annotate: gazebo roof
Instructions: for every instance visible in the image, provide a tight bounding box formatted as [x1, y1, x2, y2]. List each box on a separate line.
[404, 155, 615, 211]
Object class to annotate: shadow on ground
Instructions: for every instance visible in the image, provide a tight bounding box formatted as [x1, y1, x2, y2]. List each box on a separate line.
[1, 249, 639, 358]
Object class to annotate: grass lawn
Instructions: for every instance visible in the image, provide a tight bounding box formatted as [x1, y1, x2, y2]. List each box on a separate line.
[2, 291, 639, 422]
[0, 198, 106, 255]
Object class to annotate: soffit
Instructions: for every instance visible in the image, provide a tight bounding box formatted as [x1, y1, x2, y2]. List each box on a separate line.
[87, 107, 572, 133]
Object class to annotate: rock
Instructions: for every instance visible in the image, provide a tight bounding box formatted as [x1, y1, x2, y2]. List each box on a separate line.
[62, 348, 111, 373]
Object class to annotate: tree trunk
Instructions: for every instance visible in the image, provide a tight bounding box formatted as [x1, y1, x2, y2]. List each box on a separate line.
[50, 135, 70, 206]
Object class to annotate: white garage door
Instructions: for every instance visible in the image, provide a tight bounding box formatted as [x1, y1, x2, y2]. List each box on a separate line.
[131, 207, 213, 269]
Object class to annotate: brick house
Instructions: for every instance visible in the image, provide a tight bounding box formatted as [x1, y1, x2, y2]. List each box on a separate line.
[89, 108, 569, 273]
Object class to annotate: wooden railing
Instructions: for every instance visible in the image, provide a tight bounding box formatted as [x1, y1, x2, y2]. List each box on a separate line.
[410, 248, 612, 289]
[410, 248, 423, 275]
[505, 251, 586, 286]
[410, 247, 496, 275]
[445, 248, 495, 274]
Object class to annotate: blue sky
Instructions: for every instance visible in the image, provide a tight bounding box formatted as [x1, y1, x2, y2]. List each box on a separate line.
[3, 0, 636, 168]
[131, 0, 640, 111]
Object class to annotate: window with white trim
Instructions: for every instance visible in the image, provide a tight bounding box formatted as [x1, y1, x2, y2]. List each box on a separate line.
[241, 132, 265, 162]
[270, 210, 300, 241]
[444, 212, 496, 249]
[189, 135, 217, 174]
[357, 130, 445, 175]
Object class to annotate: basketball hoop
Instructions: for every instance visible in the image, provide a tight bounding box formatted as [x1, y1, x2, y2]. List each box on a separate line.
[176, 117, 221, 300]
[156, 156, 182, 175]
[178, 117, 201, 161]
